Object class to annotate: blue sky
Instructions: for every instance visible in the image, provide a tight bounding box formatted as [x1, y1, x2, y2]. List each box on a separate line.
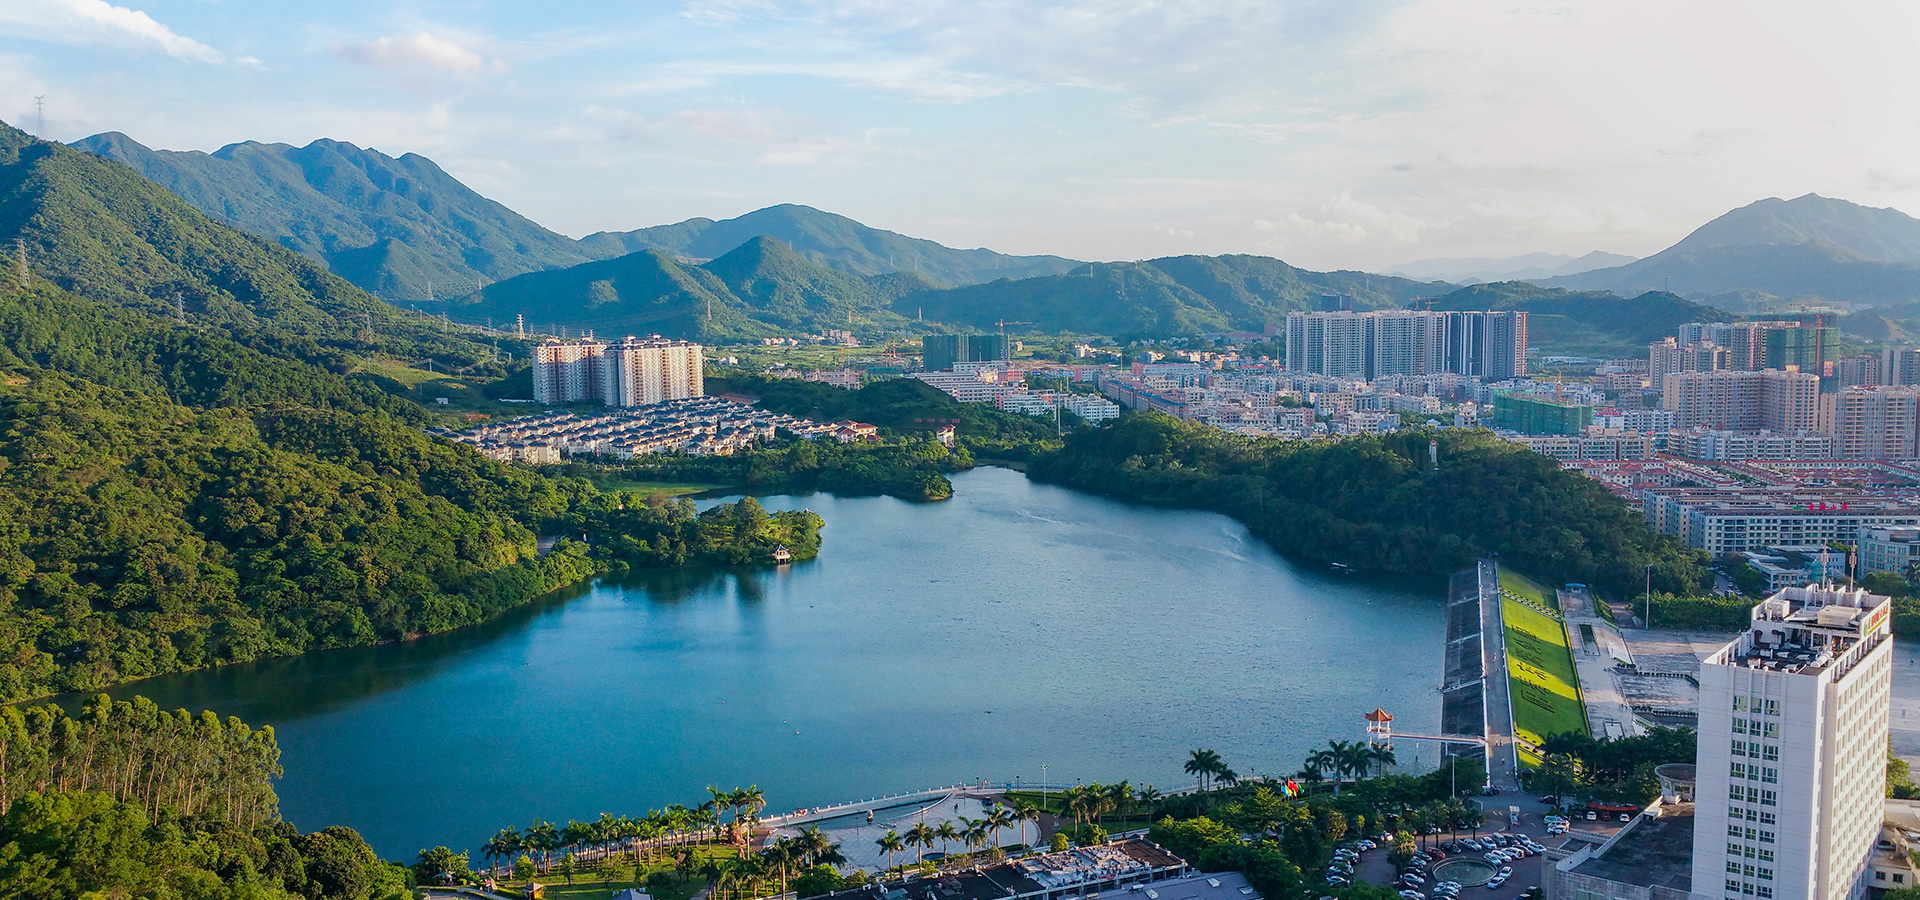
[0, 0, 1914, 271]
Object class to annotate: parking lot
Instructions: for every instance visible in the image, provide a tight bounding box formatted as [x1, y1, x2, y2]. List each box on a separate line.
[1328, 815, 1573, 900]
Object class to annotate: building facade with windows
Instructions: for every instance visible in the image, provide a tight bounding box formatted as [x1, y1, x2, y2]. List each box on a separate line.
[1690, 584, 1894, 900]
[1284, 309, 1525, 381]
[532, 338, 609, 404]
[600, 336, 704, 407]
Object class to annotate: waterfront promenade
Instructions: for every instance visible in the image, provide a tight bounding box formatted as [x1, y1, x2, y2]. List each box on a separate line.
[1557, 584, 1643, 741]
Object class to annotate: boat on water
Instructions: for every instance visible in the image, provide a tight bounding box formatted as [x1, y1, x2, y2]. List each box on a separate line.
[1330, 562, 1352, 574]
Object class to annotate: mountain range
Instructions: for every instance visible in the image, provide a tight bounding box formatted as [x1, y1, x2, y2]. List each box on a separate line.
[578, 204, 1082, 285]
[1389, 251, 1635, 284]
[1546, 194, 1920, 306]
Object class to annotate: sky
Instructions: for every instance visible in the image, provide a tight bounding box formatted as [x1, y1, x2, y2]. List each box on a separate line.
[0, 0, 1916, 272]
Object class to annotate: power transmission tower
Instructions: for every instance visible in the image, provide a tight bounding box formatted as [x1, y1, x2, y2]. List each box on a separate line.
[173, 293, 186, 324]
[33, 96, 44, 137]
[14, 239, 27, 289]
[515, 314, 525, 338]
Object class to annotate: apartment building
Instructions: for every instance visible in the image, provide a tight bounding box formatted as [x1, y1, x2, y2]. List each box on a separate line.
[532, 338, 608, 404]
[1691, 584, 1894, 900]
[600, 336, 705, 407]
[1819, 388, 1920, 460]
[1649, 337, 1731, 386]
[1661, 370, 1820, 433]
[1284, 309, 1524, 381]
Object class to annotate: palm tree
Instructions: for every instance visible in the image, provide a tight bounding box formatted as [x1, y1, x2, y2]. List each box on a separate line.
[527, 820, 560, 871]
[1304, 749, 1336, 783]
[1138, 784, 1163, 814]
[963, 819, 990, 855]
[907, 822, 935, 864]
[484, 827, 522, 877]
[877, 830, 905, 873]
[1368, 744, 1397, 778]
[1010, 799, 1040, 849]
[986, 806, 1015, 849]
[1184, 748, 1224, 792]
[935, 820, 960, 858]
[1214, 767, 1238, 789]
[1106, 782, 1135, 826]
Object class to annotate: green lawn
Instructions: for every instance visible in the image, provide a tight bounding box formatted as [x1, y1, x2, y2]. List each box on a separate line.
[1499, 568, 1552, 607]
[1502, 596, 1588, 759]
[588, 477, 724, 498]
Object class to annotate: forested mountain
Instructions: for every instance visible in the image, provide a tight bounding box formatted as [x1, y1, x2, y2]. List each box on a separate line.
[577, 203, 1082, 285]
[900, 254, 1448, 338]
[0, 121, 827, 702]
[72, 131, 595, 301]
[444, 235, 927, 338]
[1547, 194, 1920, 305]
[1426, 282, 1735, 357]
[2, 122, 499, 376]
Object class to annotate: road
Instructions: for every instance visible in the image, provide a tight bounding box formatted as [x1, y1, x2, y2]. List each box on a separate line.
[1480, 560, 1522, 792]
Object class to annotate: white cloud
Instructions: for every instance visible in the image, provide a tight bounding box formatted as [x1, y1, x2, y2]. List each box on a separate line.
[0, 0, 221, 62]
[338, 32, 487, 73]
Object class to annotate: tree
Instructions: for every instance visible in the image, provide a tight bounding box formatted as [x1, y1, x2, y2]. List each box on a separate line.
[1010, 799, 1040, 848]
[484, 827, 523, 878]
[934, 820, 960, 857]
[1368, 744, 1397, 778]
[414, 846, 473, 885]
[906, 822, 935, 864]
[1185, 749, 1224, 792]
[1535, 753, 1587, 802]
[877, 830, 905, 872]
[1050, 832, 1070, 852]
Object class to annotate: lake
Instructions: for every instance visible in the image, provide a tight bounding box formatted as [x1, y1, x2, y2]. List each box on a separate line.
[81, 467, 1447, 859]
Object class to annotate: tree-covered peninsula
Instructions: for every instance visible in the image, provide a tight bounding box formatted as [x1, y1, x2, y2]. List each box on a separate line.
[1028, 412, 1709, 597]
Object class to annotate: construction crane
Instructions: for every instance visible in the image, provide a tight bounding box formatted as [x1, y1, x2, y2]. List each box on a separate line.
[994, 319, 1031, 336]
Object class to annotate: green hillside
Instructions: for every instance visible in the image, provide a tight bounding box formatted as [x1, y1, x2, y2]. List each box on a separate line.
[72, 131, 595, 302]
[899, 254, 1447, 338]
[442, 235, 922, 338]
[578, 203, 1081, 285]
[0, 123, 825, 702]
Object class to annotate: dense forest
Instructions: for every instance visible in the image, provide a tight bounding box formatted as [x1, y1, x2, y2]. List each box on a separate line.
[707, 373, 1065, 453]
[0, 699, 407, 900]
[619, 436, 974, 502]
[0, 122, 830, 702]
[1027, 413, 1709, 596]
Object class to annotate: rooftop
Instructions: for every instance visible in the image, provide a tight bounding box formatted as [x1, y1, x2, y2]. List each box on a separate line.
[1568, 802, 1694, 892]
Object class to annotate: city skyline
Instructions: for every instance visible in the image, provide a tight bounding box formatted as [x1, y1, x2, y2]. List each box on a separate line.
[1, 1, 1916, 271]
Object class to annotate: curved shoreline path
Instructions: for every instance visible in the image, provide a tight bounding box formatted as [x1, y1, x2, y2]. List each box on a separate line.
[71, 467, 1445, 859]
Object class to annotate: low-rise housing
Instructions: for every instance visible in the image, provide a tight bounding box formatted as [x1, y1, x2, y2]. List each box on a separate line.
[436, 397, 826, 462]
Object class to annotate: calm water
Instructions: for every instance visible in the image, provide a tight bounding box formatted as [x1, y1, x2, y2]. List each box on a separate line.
[78, 467, 1446, 859]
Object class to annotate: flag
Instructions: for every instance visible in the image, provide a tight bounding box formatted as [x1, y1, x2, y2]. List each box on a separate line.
[1285, 779, 1300, 797]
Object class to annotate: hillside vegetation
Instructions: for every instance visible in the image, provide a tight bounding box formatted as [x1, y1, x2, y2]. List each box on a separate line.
[577, 203, 1081, 285]
[1028, 413, 1708, 596]
[73, 131, 596, 301]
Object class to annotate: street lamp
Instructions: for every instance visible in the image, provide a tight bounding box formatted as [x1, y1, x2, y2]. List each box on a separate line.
[1644, 563, 1655, 632]
[1040, 764, 1048, 814]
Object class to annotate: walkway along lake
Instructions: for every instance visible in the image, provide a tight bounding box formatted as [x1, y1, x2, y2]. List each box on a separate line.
[80, 467, 1446, 859]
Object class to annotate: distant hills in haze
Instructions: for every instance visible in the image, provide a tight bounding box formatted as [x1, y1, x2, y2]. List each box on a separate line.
[1545, 194, 1920, 307]
[1390, 250, 1635, 285]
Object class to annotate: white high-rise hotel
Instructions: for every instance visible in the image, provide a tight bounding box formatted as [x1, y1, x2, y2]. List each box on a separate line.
[532, 336, 704, 407]
[1690, 584, 1894, 900]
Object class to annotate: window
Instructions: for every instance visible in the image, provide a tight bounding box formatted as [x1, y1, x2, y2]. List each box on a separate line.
[1757, 888, 1772, 899]
[1731, 784, 1748, 801]
[1763, 745, 1778, 761]
[1762, 768, 1777, 784]
[1732, 739, 1747, 756]
[1728, 844, 1743, 860]
[1878, 872, 1888, 882]
[1758, 849, 1773, 862]
[1735, 696, 1749, 711]
[1733, 718, 1749, 735]
[1744, 864, 1756, 877]
[1731, 763, 1747, 779]
[1758, 868, 1772, 882]
[1727, 880, 1742, 894]
[1729, 824, 1745, 838]
[1728, 862, 1743, 875]
[1760, 830, 1774, 842]
[1764, 699, 1779, 715]
[1760, 790, 1776, 806]
[1760, 812, 1776, 825]
[1763, 722, 1779, 738]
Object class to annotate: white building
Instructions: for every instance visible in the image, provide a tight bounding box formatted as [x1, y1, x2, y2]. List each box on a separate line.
[601, 336, 704, 407]
[533, 335, 703, 407]
[532, 338, 607, 404]
[1858, 527, 1920, 578]
[1062, 394, 1120, 423]
[1691, 584, 1895, 900]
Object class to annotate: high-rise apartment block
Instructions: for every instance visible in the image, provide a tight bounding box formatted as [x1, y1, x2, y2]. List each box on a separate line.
[1651, 338, 1733, 386]
[1691, 584, 1894, 900]
[533, 338, 609, 405]
[1284, 309, 1525, 381]
[600, 336, 705, 407]
[1884, 348, 1920, 387]
[1819, 388, 1920, 460]
[1677, 322, 1836, 374]
[921, 333, 1010, 371]
[1661, 370, 1819, 433]
[531, 336, 704, 407]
